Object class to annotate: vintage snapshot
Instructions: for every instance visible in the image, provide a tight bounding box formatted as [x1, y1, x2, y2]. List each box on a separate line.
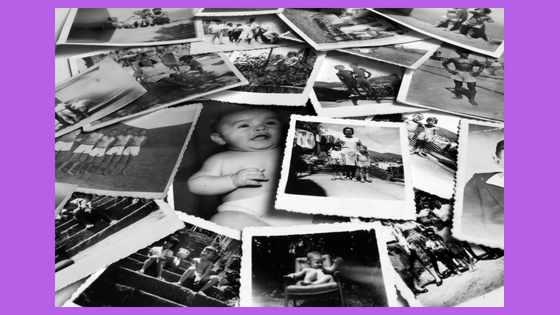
[207, 45, 325, 106]
[64, 212, 241, 307]
[360, 189, 503, 306]
[189, 15, 294, 54]
[240, 222, 397, 307]
[57, 8, 204, 46]
[311, 50, 420, 118]
[68, 47, 246, 131]
[278, 9, 427, 51]
[196, 8, 283, 17]
[276, 115, 415, 220]
[55, 58, 145, 138]
[371, 9, 504, 58]
[398, 43, 504, 121]
[453, 120, 504, 249]
[172, 101, 317, 230]
[56, 183, 78, 212]
[55, 105, 201, 199]
[340, 38, 441, 69]
[56, 196, 184, 291]
[405, 112, 460, 199]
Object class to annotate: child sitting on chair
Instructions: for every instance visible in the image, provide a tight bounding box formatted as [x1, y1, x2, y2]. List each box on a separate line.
[285, 251, 343, 286]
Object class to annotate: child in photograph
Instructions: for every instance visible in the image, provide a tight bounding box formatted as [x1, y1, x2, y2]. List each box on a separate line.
[97, 128, 134, 175]
[223, 22, 234, 42]
[209, 20, 225, 45]
[126, 10, 145, 28]
[334, 65, 361, 96]
[277, 51, 300, 71]
[187, 108, 287, 229]
[489, 59, 502, 76]
[462, 140, 504, 241]
[355, 145, 372, 183]
[138, 237, 180, 280]
[176, 246, 220, 293]
[230, 24, 243, 42]
[77, 129, 118, 175]
[349, 63, 381, 103]
[411, 117, 439, 157]
[116, 129, 148, 176]
[459, 8, 494, 41]
[338, 127, 363, 181]
[55, 129, 82, 160]
[140, 9, 155, 27]
[284, 251, 343, 286]
[442, 48, 485, 106]
[179, 55, 204, 75]
[329, 144, 345, 180]
[237, 21, 254, 44]
[151, 8, 170, 25]
[56, 131, 104, 174]
[69, 196, 117, 228]
[433, 8, 468, 32]
[403, 114, 424, 142]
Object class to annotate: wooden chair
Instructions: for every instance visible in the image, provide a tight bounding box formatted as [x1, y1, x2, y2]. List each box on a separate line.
[283, 255, 344, 307]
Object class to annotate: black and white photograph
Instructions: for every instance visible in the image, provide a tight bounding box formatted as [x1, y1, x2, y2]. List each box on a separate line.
[189, 15, 294, 54]
[368, 189, 504, 306]
[371, 8, 504, 58]
[398, 43, 504, 121]
[195, 8, 283, 17]
[57, 8, 204, 46]
[68, 47, 246, 131]
[276, 115, 415, 220]
[311, 50, 420, 117]
[404, 112, 460, 199]
[453, 120, 504, 249]
[64, 212, 241, 307]
[240, 222, 397, 307]
[278, 9, 427, 51]
[340, 38, 441, 69]
[55, 196, 184, 291]
[172, 101, 318, 231]
[55, 58, 146, 138]
[206, 45, 325, 105]
[55, 105, 201, 199]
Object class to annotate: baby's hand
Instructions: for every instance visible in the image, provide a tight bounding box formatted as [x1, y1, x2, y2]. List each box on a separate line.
[334, 257, 344, 264]
[231, 168, 268, 187]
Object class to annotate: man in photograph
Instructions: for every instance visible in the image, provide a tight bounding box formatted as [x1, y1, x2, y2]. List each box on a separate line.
[461, 140, 504, 242]
[442, 48, 485, 106]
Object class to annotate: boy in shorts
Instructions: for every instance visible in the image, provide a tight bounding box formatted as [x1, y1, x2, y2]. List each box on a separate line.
[77, 129, 119, 174]
[334, 65, 361, 96]
[176, 246, 220, 294]
[442, 48, 485, 105]
[97, 128, 134, 175]
[56, 131, 104, 174]
[349, 63, 381, 103]
[117, 129, 148, 176]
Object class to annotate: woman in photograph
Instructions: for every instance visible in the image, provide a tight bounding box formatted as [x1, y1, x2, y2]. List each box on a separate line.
[337, 127, 363, 181]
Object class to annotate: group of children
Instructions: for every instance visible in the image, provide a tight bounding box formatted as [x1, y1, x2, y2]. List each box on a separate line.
[55, 127, 147, 176]
[329, 143, 372, 183]
[137, 237, 221, 295]
[404, 114, 439, 158]
[208, 18, 277, 46]
[105, 8, 171, 30]
[334, 63, 381, 103]
[434, 8, 495, 42]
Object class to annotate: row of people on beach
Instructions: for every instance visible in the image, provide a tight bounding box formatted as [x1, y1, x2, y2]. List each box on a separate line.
[434, 8, 495, 41]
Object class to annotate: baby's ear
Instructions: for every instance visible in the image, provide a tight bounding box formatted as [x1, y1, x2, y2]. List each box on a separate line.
[211, 133, 227, 145]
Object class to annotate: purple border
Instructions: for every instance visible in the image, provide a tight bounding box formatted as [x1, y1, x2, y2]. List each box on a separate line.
[5, 0, 543, 312]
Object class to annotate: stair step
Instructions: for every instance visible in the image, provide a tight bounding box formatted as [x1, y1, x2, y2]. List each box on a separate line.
[55, 221, 108, 252]
[118, 257, 183, 283]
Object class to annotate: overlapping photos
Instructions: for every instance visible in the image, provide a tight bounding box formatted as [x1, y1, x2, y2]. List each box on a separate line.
[55, 8, 504, 307]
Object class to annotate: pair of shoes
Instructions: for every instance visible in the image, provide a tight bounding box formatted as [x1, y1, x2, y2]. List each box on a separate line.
[331, 178, 336, 181]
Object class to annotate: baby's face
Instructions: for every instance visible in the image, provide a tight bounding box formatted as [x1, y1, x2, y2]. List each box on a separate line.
[308, 256, 323, 269]
[217, 109, 283, 152]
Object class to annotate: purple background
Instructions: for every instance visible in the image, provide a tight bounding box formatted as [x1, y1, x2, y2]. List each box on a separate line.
[6, 0, 543, 311]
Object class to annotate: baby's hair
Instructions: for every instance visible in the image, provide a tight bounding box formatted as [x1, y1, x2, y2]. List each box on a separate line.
[426, 117, 438, 124]
[165, 236, 180, 250]
[495, 140, 504, 158]
[179, 55, 193, 62]
[210, 112, 229, 133]
[342, 127, 354, 134]
[307, 251, 322, 260]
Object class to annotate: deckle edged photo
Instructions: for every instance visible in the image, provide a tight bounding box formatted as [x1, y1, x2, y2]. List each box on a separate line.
[276, 115, 415, 220]
[397, 43, 504, 121]
[57, 8, 204, 46]
[189, 15, 295, 54]
[311, 50, 419, 118]
[359, 190, 503, 306]
[339, 38, 441, 69]
[172, 101, 317, 231]
[452, 120, 504, 249]
[55, 58, 146, 138]
[207, 45, 325, 106]
[68, 46, 246, 131]
[278, 8, 427, 51]
[371, 8, 504, 58]
[240, 222, 397, 307]
[63, 212, 242, 307]
[55, 105, 202, 199]
[195, 8, 283, 17]
[55, 196, 184, 291]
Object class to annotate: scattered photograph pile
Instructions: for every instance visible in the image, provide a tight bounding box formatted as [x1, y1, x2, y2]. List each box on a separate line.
[55, 7, 505, 307]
